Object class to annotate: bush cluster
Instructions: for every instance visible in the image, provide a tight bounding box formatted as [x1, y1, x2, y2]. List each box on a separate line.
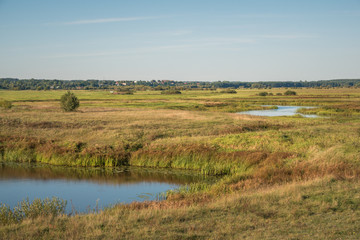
[0, 197, 67, 225]
[284, 90, 297, 96]
[60, 91, 79, 111]
[0, 100, 12, 109]
[220, 89, 237, 94]
[258, 92, 268, 96]
[161, 90, 182, 95]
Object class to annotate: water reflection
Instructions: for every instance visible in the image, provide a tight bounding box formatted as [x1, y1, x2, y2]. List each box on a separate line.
[238, 106, 318, 117]
[0, 162, 203, 185]
[0, 162, 207, 213]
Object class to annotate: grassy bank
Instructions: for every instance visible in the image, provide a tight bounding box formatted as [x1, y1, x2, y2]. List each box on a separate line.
[1, 178, 360, 239]
[1, 88, 360, 238]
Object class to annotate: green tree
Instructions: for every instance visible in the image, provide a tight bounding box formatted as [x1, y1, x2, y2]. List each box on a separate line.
[60, 91, 79, 112]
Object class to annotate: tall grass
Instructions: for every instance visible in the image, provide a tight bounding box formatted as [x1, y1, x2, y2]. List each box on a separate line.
[130, 143, 294, 176]
[0, 137, 130, 167]
[0, 197, 66, 225]
[1, 149, 129, 167]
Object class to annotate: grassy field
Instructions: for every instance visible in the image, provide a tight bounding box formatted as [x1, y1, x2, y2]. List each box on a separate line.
[1, 88, 360, 239]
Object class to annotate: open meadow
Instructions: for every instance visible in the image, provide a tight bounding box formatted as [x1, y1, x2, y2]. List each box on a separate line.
[1, 88, 360, 239]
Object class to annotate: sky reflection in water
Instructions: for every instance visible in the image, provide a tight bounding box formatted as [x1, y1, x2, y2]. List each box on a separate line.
[0, 163, 204, 213]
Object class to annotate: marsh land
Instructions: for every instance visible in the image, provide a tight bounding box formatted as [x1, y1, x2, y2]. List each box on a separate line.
[1, 88, 360, 239]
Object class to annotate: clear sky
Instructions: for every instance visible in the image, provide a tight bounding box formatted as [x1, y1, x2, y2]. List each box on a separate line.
[0, 0, 359, 81]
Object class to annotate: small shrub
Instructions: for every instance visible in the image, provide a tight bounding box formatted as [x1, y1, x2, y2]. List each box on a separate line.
[258, 92, 268, 96]
[60, 91, 80, 112]
[116, 88, 135, 95]
[117, 91, 134, 95]
[276, 93, 283, 96]
[0, 100, 13, 109]
[220, 89, 237, 94]
[284, 90, 297, 96]
[161, 90, 181, 95]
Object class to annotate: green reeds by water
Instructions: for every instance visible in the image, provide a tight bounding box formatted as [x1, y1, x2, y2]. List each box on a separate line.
[35, 153, 128, 167]
[297, 106, 360, 117]
[0, 139, 130, 167]
[0, 140, 292, 176]
[1, 149, 36, 163]
[0, 197, 66, 225]
[130, 153, 246, 175]
[129, 145, 282, 176]
[0, 137, 252, 175]
[166, 182, 212, 198]
[0, 149, 128, 167]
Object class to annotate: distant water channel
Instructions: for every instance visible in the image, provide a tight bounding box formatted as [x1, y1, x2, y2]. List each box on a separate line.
[0, 162, 206, 213]
[238, 106, 318, 117]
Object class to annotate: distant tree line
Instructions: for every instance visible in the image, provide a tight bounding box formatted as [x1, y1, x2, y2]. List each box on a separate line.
[0, 78, 359, 90]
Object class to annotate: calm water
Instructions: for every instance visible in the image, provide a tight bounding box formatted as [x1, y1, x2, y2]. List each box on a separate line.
[238, 106, 318, 117]
[0, 162, 205, 213]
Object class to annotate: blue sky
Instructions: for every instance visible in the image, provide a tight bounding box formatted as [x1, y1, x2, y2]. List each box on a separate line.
[0, 0, 359, 81]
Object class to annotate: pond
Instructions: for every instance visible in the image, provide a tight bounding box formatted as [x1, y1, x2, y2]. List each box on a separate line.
[238, 106, 318, 117]
[0, 162, 206, 213]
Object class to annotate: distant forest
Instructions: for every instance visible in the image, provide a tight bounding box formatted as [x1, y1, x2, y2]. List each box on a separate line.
[0, 78, 359, 90]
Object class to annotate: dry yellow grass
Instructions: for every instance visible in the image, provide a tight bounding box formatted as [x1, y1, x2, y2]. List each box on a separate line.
[1, 103, 273, 147]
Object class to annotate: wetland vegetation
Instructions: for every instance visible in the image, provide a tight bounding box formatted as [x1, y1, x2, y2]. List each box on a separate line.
[1, 87, 360, 239]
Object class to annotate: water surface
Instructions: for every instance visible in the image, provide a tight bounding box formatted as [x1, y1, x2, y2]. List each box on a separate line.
[0, 162, 205, 213]
[238, 106, 317, 117]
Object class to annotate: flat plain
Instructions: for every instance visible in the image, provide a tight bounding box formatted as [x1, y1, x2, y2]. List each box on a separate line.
[1, 88, 360, 239]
